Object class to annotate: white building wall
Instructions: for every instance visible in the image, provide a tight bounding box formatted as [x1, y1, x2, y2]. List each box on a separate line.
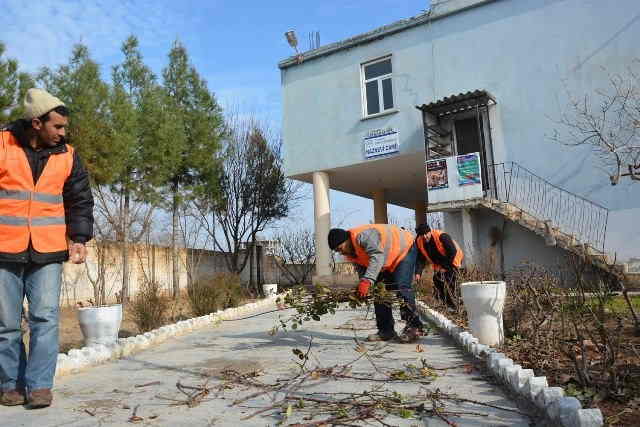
[281, 0, 640, 261]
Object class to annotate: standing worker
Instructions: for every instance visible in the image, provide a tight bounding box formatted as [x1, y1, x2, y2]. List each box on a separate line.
[328, 224, 425, 343]
[0, 89, 94, 409]
[414, 223, 463, 310]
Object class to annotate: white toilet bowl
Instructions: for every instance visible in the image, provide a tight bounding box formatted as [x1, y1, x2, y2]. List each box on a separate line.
[460, 281, 506, 346]
[77, 304, 123, 347]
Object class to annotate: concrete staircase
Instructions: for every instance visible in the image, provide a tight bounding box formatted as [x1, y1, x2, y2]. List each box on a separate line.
[478, 197, 626, 279]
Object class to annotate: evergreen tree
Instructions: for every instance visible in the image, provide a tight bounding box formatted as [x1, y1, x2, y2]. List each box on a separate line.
[109, 36, 183, 301]
[38, 44, 120, 184]
[162, 40, 225, 298]
[0, 42, 34, 124]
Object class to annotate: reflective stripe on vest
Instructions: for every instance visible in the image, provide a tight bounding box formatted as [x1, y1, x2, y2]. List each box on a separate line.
[345, 224, 414, 272]
[416, 229, 464, 272]
[0, 189, 63, 204]
[0, 131, 73, 253]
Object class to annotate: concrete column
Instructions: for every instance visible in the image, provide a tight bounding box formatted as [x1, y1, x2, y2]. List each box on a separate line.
[461, 208, 476, 265]
[414, 201, 427, 228]
[313, 171, 332, 277]
[372, 189, 388, 224]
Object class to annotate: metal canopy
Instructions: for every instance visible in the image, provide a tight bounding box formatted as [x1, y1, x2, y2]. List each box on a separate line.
[417, 90, 496, 117]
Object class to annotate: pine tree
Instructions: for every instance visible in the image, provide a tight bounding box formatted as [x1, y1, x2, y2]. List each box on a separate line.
[38, 44, 120, 184]
[162, 40, 225, 298]
[0, 42, 34, 124]
[109, 36, 183, 301]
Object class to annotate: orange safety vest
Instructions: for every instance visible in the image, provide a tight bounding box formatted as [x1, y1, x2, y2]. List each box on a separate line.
[345, 224, 414, 272]
[0, 130, 73, 253]
[416, 229, 464, 272]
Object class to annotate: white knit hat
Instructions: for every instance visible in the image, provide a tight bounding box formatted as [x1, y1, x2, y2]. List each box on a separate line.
[23, 88, 65, 120]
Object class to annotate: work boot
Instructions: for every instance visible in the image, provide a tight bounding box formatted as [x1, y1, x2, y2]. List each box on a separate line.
[1, 389, 26, 406]
[366, 330, 398, 342]
[396, 326, 423, 344]
[28, 388, 52, 409]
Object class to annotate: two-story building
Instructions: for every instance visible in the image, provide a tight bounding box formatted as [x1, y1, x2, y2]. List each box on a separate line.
[279, 0, 640, 281]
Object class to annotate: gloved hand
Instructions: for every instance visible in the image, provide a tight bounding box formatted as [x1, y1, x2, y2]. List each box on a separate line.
[357, 279, 371, 298]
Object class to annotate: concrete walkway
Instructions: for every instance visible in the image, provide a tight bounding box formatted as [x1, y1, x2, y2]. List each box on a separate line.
[6, 304, 536, 426]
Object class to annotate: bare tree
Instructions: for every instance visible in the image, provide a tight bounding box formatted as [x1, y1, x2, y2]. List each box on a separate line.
[552, 61, 640, 185]
[93, 185, 155, 302]
[84, 238, 120, 306]
[193, 111, 304, 294]
[385, 212, 442, 231]
[61, 265, 83, 307]
[271, 226, 316, 285]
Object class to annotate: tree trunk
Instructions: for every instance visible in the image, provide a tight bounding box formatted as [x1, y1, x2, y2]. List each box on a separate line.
[256, 244, 263, 294]
[151, 244, 156, 284]
[620, 279, 640, 334]
[171, 186, 180, 298]
[121, 190, 130, 304]
[248, 242, 254, 290]
[186, 249, 193, 289]
[100, 276, 106, 306]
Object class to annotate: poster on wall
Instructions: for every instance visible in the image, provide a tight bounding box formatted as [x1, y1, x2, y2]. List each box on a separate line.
[457, 153, 481, 186]
[426, 159, 448, 190]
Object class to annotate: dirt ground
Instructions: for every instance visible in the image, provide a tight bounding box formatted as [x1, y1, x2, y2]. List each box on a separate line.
[416, 278, 640, 426]
[500, 313, 640, 426]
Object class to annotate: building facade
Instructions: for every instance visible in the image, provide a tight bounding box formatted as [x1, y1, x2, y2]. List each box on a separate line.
[280, 0, 640, 279]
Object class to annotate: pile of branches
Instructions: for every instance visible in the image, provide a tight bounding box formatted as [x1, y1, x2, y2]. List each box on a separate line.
[209, 337, 529, 426]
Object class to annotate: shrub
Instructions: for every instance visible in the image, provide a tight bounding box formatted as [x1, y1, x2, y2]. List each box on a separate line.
[129, 280, 171, 333]
[500, 257, 635, 400]
[187, 272, 246, 317]
[187, 279, 220, 317]
[503, 263, 560, 342]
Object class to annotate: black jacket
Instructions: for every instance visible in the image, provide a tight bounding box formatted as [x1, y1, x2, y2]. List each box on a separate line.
[0, 121, 94, 264]
[415, 232, 458, 274]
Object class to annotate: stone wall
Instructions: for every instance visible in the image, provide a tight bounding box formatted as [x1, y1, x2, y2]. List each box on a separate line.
[60, 240, 313, 306]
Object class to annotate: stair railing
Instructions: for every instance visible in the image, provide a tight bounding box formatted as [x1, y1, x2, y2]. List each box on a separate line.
[489, 162, 609, 252]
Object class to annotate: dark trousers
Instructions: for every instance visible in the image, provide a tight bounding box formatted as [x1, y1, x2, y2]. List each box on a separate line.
[433, 269, 458, 308]
[374, 245, 424, 334]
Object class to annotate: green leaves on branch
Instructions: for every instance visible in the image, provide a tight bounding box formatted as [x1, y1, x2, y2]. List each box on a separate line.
[274, 284, 401, 332]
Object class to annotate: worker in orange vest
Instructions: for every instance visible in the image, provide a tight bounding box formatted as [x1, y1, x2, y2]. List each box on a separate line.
[414, 223, 464, 310]
[0, 89, 94, 409]
[328, 224, 425, 343]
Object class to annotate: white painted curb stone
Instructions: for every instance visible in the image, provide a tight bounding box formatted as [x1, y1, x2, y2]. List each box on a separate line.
[55, 294, 282, 378]
[416, 301, 603, 427]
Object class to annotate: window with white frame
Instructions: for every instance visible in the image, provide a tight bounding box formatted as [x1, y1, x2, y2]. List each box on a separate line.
[362, 56, 394, 117]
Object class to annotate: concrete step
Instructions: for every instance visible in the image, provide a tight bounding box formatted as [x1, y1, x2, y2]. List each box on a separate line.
[483, 199, 624, 276]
